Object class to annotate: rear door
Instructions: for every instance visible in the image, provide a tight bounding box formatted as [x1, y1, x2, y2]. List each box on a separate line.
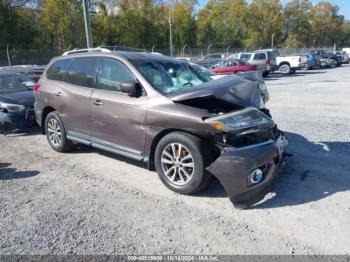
[58, 57, 98, 138]
[90, 57, 147, 159]
[216, 60, 238, 74]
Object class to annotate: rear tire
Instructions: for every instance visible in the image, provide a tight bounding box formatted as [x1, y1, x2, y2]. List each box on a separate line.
[154, 132, 212, 195]
[279, 64, 291, 75]
[45, 111, 75, 153]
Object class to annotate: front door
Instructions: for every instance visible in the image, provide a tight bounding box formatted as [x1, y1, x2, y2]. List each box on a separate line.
[91, 57, 147, 159]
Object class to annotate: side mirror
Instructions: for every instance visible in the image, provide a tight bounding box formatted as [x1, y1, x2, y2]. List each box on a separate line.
[120, 81, 141, 97]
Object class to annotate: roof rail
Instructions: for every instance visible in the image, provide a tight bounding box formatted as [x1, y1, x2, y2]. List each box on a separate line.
[62, 47, 112, 56]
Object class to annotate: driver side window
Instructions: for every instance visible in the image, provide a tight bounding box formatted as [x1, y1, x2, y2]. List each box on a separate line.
[99, 58, 135, 92]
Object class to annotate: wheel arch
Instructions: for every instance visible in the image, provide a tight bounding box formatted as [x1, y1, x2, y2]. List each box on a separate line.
[278, 61, 290, 67]
[41, 106, 56, 134]
[147, 128, 204, 171]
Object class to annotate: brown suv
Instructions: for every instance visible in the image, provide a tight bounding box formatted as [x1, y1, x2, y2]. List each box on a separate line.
[34, 48, 287, 208]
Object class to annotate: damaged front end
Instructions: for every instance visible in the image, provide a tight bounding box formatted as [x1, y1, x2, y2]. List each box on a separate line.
[0, 102, 36, 133]
[203, 107, 288, 207]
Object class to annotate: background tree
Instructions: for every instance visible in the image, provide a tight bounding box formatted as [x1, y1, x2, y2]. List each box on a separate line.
[283, 0, 311, 48]
[245, 0, 284, 49]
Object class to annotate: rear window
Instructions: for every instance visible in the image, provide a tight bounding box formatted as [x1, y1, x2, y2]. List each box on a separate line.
[46, 59, 71, 81]
[240, 53, 251, 61]
[64, 57, 98, 88]
[253, 53, 267, 60]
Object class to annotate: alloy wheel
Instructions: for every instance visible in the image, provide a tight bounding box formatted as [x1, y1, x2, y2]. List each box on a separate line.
[47, 118, 62, 146]
[160, 143, 194, 186]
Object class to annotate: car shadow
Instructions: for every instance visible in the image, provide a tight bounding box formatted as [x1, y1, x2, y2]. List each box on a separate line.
[0, 162, 40, 180]
[252, 131, 350, 209]
[1, 125, 41, 137]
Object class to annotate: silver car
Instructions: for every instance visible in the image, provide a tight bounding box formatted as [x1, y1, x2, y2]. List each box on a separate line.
[248, 51, 278, 77]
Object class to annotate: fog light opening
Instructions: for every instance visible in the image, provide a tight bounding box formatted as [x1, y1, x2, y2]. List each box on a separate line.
[249, 168, 263, 184]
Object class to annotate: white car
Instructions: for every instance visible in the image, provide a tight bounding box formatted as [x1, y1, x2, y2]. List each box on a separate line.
[276, 55, 306, 75]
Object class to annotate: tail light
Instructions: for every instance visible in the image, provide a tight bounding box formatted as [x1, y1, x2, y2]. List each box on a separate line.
[34, 83, 40, 92]
[266, 59, 271, 65]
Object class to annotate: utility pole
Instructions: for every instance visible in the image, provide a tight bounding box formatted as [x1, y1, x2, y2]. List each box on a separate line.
[6, 44, 11, 66]
[168, 5, 173, 57]
[271, 33, 275, 49]
[82, 0, 93, 48]
[182, 44, 187, 57]
[226, 45, 231, 58]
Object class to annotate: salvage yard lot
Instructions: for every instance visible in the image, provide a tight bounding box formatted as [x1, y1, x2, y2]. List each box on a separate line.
[1, 65, 350, 255]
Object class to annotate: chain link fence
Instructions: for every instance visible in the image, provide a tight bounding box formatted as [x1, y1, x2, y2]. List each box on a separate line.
[0, 46, 337, 67]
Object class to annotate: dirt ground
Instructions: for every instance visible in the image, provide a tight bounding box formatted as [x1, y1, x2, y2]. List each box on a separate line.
[1, 65, 349, 255]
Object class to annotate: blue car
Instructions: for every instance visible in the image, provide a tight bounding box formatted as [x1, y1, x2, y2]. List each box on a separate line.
[0, 71, 36, 133]
[304, 53, 318, 70]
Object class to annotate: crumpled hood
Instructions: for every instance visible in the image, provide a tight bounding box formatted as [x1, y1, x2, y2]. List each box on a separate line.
[168, 75, 264, 108]
[0, 90, 34, 106]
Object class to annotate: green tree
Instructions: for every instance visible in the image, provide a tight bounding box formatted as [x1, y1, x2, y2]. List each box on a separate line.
[283, 0, 311, 47]
[172, 0, 197, 49]
[245, 0, 283, 49]
[309, 2, 344, 47]
[41, 0, 85, 49]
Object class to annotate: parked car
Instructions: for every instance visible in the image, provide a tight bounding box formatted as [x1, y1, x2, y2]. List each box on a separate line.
[276, 55, 306, 75]
[210, 59, 257, 75]
[189, 62, 224, 80]
[332, 52, 344, 66]
[336, 51, 349, 64]
[194, 53, 223, 68]
[245, 51, 277, 77]
[227, 52, 253, 62]
[34, 48, 288, 207]
[0, 71, 36, 133]
[320, 53, 337, 68]
[0, 65, 45, 82]
[303, 53, 320, 70]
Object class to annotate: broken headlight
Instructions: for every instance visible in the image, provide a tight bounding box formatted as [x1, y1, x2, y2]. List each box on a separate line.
[0, 102, 26, 113]
[204, 107, 274, 133]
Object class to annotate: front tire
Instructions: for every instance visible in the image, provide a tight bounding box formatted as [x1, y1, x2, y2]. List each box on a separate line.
[154, 132, 212, 195]
[45, 111, 74, 152]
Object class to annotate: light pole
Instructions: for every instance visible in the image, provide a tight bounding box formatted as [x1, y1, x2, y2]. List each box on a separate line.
[271, 33, 275, 49]
[168, 5, 173, 57]
[207, 44, 212, 55]
[152, 44, 156, 53]
[182, 44, 187, 57]
[226, 45, 231, 58]
[82, 0, 93, 48]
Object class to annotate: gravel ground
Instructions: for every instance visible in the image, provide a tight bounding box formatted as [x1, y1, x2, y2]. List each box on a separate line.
[0, 65, 350, 255]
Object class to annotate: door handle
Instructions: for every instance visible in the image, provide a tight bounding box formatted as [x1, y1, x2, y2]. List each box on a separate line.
[93, 99, 104, 106]
[55, 92, 62, 97]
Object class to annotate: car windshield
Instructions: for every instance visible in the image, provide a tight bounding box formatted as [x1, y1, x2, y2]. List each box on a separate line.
[190, 63, 215, 77]
[132, 60, 212, 94]
[0, 74, 34, 92]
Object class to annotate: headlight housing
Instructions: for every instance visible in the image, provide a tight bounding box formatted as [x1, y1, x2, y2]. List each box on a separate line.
[0, 102, 26, 113]
[204, 107, 274, 133]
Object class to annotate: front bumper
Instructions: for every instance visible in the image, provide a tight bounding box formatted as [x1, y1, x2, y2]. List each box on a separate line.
[0, 108, 36, 133]
[206, 135, 287, 207]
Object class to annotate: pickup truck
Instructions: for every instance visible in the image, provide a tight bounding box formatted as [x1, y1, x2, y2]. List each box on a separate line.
[276, 55, 306, 75]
